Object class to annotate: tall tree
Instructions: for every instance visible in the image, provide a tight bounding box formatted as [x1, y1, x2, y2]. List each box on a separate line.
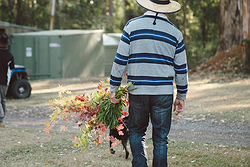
[0, 0, 50, 29]
[15, 0, 23, 24]
[217, 0, 242, 52]
[218, 0, 250, 71]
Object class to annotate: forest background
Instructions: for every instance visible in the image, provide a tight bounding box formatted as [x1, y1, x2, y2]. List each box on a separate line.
[0, 0, 222, 69]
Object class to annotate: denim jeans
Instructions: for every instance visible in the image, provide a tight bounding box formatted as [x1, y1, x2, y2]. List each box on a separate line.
[128, 94, 173, 167]
[0, 85, 7, 123]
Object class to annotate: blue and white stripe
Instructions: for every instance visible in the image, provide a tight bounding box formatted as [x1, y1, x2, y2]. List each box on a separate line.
[110, 75, 122, 86]
[114, 53, 128, 66]
[127, 76, 174, 86]
[174, 63, 188, 74]
[175, 40, 185, 54]
[130, 29, 177, 47]
[176, 85, 188, 94]
[128, 53, 173, 66]
[110, 11, 188, 100]
[121, 30, 130, 45]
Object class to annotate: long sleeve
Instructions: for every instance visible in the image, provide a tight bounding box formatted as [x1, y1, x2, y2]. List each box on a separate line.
[174, 35, 188, 100]
[9, 56, 15, 70]
[110, 27, 130, 92]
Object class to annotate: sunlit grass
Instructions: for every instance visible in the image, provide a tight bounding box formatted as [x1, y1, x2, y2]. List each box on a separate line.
[181, 78, 250, 124]
[1, 128, 249, 167]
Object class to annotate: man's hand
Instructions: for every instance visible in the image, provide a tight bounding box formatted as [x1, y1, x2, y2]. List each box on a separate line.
[110, 92, 120, 104]
[173, 98, 185, 116]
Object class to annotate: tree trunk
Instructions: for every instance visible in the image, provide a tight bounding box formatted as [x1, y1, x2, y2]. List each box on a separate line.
[15, 0, 23, 24]
[54, 0, 60, 29]
[241, 0, 250, 72]
[7, 0, 15, 23]
[108, 0, 114, 26]
[217, 0, 250, 72]
[217, 0, 242, 52]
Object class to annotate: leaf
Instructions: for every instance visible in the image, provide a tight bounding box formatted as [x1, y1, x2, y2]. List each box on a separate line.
[44, 121, 50, 128]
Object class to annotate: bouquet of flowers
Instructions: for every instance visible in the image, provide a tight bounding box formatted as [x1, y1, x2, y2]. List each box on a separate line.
[44, 78, 134, 151]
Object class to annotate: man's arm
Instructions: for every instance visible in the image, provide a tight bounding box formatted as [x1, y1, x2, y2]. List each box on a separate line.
[173, 34, 188, 115]
[110, 26, 130, 102]
[9, 55, 15, 70]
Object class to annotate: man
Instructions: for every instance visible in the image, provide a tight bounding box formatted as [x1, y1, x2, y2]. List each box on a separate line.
[109, 0, 188, 166]
[0, 33, 15, 127]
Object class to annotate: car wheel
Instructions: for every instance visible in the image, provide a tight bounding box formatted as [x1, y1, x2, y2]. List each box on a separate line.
[11, 79, 31, 99]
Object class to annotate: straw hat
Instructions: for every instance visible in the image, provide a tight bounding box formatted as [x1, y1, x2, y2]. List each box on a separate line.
[136, 0, 181, 13]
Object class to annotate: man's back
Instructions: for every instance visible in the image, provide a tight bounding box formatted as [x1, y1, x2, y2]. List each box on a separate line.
[111, 11, 188, 99]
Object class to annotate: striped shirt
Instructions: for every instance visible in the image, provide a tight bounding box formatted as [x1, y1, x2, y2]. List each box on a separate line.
[110, 11, 188, 100]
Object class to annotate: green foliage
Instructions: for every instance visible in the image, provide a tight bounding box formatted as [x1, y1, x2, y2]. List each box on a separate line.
[0, 0, 50, 29]
[123, 0, 146, 21]
[58, 0, 107, 30]
[97, 100, 123, 129]
[96, 82, 132, 129]
[167, 0, 220, 68]
[0, 0, 220, 69]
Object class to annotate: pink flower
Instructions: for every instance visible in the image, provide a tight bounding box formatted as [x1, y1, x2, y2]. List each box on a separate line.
[110, 136, 115, 142]
[104, 136, 111, 141]
[111, 139, 121, 148]
[43, 128, 50, 134]
[116, 124, 124, 131]
[118, 131, 124, 136]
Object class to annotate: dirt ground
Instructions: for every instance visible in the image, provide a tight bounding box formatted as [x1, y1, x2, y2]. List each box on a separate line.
[189, 45, 245, 77]
[4, 76, 250, 147]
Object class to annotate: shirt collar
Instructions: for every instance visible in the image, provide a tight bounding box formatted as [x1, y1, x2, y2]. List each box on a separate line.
[144, 11, 168, 20]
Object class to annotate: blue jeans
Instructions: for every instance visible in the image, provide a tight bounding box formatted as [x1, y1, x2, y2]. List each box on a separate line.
[128, 94, 173, 167]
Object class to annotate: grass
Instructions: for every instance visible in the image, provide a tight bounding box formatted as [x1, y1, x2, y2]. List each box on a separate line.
[3, 76, 250, 166]
[174, 78, 250, 124]
[6, 76, 250, 124]
[0, 127, 249, 167]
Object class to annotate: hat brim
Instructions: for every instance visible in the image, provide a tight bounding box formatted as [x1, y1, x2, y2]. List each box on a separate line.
[136, 0, 181, 13]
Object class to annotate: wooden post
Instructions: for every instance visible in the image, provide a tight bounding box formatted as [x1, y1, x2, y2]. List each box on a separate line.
[50, 0, 56, 30]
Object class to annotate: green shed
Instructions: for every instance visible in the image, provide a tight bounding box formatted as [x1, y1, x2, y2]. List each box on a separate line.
[102, 33, 122, 76]
[11, 30, 106, 79]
